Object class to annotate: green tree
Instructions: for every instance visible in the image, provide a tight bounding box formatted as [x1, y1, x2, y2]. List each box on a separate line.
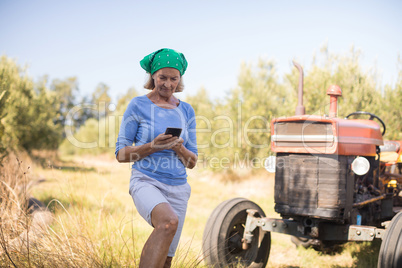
[223, 59, 292, 169]
[285, 47, 382, 118]
[50, 77, 78, 126]
[115, 86, 138, 115]
[60, 86, 139, 156]
[0, 72, 10, 164]
[184, 87, 216, 166]
[50, 77, 99, 137]
[0, 55, 61, 152]
[381, 62, 402, 140]
[92, 82, 111, 118]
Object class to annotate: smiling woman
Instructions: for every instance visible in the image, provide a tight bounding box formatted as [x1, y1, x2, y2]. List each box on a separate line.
[144, 68, 185, 93]
[149, 68, 182, 105]
[115, 48, 198, 268]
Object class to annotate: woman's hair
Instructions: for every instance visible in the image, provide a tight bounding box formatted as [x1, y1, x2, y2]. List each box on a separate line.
[144, 73, 184, 92]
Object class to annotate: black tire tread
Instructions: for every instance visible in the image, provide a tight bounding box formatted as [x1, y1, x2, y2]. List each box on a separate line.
[202, 198, 270, 268]
[202, 197, 247, 265]
[378, 211, 402, 268]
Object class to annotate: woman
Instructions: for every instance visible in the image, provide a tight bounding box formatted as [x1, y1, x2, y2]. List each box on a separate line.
[115, 48, 198, 268]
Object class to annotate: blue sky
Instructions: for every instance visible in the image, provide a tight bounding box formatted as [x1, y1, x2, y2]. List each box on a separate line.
[1, 0, 401, 103]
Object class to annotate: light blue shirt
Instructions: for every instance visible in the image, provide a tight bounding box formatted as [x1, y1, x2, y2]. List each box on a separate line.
[115, 95, 198, 185]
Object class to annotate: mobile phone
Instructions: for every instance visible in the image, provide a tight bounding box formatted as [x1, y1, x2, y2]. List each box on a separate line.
[165, 127, 182, 137]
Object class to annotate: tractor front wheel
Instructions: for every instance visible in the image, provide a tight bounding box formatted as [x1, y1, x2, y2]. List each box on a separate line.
[202, 198, 271, 268]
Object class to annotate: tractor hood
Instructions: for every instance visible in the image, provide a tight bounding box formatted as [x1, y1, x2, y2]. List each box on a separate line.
[271, 115, 383, 156]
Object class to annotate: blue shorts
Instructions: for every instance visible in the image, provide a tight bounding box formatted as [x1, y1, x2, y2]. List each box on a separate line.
[129, 169, 191, 257]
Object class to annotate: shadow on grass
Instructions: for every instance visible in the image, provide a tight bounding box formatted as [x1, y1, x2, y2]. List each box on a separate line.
[38, 194, 93, 213]
[49, 165, 96, 172]
[31, 153, 96, 172]
[352, 240, 381, 268]
[332, 240, 381, 268]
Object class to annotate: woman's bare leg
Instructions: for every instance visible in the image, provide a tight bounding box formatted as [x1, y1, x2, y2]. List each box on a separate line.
[139, 203, 178, 268]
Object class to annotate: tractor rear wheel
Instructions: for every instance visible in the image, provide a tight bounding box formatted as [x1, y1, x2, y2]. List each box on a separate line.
[378, 211, 402, 268]
[202, 198, 271, 268]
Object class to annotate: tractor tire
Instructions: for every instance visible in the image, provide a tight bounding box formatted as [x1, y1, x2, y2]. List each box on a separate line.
[202, 198, 271, 268]
[378, 211, 402, 268]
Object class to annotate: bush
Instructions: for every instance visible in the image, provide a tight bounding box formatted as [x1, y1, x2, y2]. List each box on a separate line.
[0, 56, 62, 153]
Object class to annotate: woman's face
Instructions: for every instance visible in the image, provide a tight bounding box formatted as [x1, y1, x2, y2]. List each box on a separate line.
[152, 68, 181, 98]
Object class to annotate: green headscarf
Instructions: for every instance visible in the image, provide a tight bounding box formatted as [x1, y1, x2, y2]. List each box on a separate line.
[140, 48, 188, 76]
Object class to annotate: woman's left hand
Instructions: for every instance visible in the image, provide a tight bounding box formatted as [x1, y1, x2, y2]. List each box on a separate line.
[172, 137, 184, 152]
[171, 138, 197, 169]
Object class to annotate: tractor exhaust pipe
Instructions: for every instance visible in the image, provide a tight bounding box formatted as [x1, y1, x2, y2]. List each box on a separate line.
[327, 85, 342, 118]
[293, 61, 305, 116]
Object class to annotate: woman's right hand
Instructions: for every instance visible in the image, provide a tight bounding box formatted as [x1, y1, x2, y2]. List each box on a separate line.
[150, 133, 180, 151]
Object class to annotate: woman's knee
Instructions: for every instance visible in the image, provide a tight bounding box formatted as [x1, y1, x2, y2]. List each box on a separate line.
[152, 203, 179, 235]
[157, 215, 178, 235]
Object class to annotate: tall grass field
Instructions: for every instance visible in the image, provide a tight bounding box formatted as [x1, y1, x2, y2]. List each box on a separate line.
[0, 153, 381, 267]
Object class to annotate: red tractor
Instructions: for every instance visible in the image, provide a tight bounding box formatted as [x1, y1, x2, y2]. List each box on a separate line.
[202, 62, 402, 268]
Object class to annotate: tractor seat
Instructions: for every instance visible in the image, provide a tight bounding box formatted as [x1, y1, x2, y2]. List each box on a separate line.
[380, 141, 401, 153]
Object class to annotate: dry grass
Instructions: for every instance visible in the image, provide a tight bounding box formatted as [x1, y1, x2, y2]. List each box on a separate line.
[0, 153, 381, 267]
[0, 153, 32, 258]
[0, 153, 133, 267]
